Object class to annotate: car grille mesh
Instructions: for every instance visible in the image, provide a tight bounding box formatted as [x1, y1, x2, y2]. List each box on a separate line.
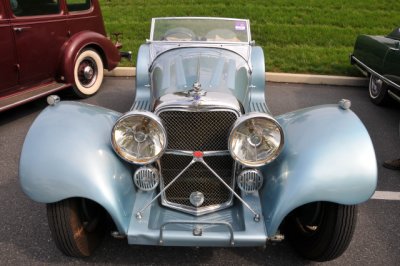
[160, 154, 234, 207]
[158, 109, 238, 213]
[159, 111, 237, 151]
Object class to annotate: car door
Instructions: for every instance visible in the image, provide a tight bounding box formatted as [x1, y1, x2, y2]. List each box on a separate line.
[0, 1, 18, 94]
[9, 0, 68, 85]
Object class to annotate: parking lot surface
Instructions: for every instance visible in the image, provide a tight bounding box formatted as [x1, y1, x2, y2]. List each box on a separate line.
[0, 77, 399, 265]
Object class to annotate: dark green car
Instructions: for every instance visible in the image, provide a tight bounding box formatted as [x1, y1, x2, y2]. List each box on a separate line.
[351, 28, 400, 105]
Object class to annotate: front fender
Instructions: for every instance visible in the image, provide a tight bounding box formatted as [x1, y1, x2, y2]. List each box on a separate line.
[260, 105, 377, 236]
[19, 102, 134, 233]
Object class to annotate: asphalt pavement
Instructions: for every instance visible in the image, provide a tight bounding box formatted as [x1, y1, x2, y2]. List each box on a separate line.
[0, 77, 399, 265]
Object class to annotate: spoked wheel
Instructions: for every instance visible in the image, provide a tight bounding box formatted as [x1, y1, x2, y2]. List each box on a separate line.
[47, 198, 106, 257]
[72, 49, 104, 98]
[369, 75, 390, 105]
[283, 202, 357, 262]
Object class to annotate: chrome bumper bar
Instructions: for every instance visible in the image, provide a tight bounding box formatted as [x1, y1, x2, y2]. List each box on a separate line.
[351, 55, 400, 92]
[127, 189, 267, 247]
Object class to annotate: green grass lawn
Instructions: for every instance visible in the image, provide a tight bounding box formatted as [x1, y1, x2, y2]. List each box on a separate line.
[100, 0, 400, 76]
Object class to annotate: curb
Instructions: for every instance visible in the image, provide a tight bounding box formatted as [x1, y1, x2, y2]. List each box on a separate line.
[105, 67, 368, 87]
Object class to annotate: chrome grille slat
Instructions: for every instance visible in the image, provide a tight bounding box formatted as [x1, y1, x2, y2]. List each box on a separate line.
[157, 109, 238, 215]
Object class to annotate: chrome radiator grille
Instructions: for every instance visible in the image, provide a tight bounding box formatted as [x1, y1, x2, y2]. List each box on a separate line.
[160, 154, 234, 207]
[159, 110, 237, 151]
[158, 110, 238, 215]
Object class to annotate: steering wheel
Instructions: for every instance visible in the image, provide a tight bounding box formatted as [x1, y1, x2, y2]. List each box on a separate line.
[163, 27, 197, 41]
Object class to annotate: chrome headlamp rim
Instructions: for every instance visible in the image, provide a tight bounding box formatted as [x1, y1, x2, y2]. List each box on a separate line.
[111, 111, 167, 165]
[228, 112, 284, 167]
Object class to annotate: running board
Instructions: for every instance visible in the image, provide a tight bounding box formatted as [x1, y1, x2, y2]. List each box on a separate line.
[0, 82, 69, 112]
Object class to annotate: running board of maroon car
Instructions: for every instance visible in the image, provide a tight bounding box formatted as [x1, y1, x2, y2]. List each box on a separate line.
[0, 82, 69, 112]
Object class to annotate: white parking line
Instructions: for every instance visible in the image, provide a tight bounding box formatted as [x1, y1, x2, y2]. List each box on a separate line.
[371, 191, 400, 201]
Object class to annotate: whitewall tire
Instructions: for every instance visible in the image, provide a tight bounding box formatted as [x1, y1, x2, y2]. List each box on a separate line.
[72, 49, 104, 98]
[369, 75, 390, 105]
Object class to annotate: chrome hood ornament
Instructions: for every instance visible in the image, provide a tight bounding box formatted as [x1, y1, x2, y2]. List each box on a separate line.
[188, 82, 206, 104]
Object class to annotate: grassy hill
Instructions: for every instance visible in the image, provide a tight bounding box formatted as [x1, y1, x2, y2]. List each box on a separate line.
[100, 0, 400, 76]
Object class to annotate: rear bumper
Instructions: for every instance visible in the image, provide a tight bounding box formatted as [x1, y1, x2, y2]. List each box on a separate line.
[120, 51, 132, 61]
[351, 55, 400, 93]
[127, 190, 267, 247]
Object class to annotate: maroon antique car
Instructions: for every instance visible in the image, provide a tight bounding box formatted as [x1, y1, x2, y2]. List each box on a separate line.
[0, 0, 121, 111]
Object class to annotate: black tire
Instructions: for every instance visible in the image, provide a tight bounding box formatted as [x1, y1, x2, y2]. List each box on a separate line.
[283, 202, 357, 262]
[369, 75, 390, 105]
[72, 49, 104, 98]
[47, 198, 106, 257]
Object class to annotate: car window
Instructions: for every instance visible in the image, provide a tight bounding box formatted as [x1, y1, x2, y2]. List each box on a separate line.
[10, 0, 61, 17]
[66, 0, 91, 12]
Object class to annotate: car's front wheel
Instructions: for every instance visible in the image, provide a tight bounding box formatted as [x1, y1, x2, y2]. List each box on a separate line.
[369, 75, 390, 105]
[283, 202, 357, 262]
[72, 49, 104, 98]
[47, 198, 106, 257]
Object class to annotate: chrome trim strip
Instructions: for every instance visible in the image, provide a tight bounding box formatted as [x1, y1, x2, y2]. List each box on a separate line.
[155, 106, 241, 118]
[0, 84, 69, 112]
[154, 92, 243, 115]
[351, 55, 400, 91]
[150, 18, 156, 42]
[150, 40, 250, 45]
[354, 64, 369, 77]
[165, 150, 230, 157]
[159, 221, 235, 246]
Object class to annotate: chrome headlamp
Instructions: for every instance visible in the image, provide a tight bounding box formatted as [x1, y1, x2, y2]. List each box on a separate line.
[229, 113, 284, 167]
[111, 111, 167, 165]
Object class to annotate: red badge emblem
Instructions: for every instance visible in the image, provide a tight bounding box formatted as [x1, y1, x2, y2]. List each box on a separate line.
[193, 151, 203, 158]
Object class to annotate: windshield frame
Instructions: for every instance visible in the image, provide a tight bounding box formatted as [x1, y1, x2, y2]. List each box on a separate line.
[150, 17, 251, 44]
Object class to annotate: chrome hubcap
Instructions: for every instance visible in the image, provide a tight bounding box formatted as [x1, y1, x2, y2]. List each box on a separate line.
[370, 76, 383, 98]
[83, 66, 94, 80]
[77, 57, 98, 88]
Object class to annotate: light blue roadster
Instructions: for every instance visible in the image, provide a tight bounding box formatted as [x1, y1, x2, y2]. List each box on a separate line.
[19, 17, 377, 261]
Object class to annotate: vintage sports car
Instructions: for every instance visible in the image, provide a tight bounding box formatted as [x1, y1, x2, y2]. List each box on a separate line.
[351, 28, 400, 105]
[20, 17, 377, 261]
[0, 0, 123, 112]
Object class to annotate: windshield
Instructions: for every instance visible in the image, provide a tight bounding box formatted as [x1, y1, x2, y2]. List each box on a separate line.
[151, 17, 250, 43]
